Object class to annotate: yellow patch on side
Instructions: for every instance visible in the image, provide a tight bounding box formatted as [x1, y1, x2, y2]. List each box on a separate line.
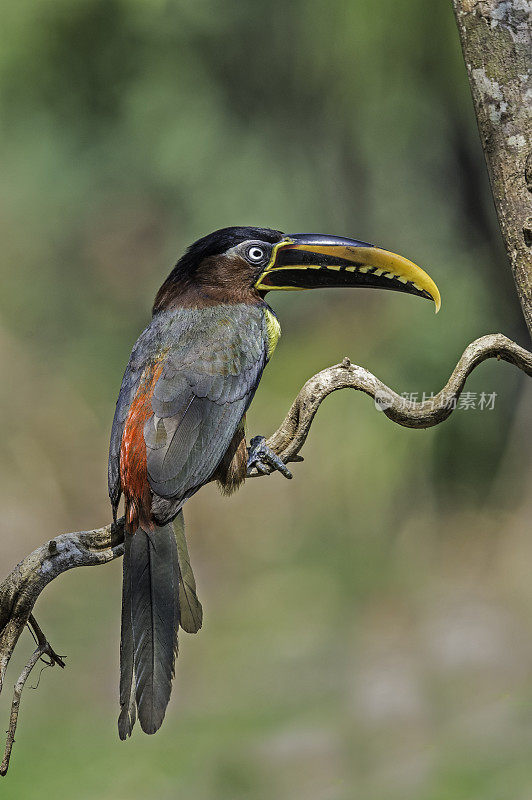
[264, 307, 281, 361]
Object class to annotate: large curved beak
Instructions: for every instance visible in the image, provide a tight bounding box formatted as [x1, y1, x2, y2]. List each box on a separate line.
[254, 233, 441, 312]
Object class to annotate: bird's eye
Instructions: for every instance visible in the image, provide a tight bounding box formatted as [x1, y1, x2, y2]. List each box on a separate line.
[246, 246, 266, 263]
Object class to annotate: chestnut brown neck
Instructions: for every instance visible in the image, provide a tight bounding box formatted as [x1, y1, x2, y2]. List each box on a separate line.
[152, 254, 262, 313]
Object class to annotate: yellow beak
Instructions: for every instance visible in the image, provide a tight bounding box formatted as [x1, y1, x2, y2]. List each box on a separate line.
[255, 234, 441, 312]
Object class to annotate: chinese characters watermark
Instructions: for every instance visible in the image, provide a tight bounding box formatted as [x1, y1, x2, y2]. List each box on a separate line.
[374, 390, 498, 412]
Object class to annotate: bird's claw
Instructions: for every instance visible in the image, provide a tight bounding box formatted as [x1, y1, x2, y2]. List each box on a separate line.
[247, 436, 292, 479]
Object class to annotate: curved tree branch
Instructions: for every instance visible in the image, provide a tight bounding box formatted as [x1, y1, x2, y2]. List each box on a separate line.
[0, 332, 530, 773]
[262, 332, 532, 466]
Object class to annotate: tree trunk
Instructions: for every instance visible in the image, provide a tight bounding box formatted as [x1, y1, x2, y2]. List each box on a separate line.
[452, 0, 532, 336]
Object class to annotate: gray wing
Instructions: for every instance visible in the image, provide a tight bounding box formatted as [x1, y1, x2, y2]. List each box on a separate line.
[108, 368, 141, 511]
[145, 305, 267, 519]
[108, 314, 168, 513]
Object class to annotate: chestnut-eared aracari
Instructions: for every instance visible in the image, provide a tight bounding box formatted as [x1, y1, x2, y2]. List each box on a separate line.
[109, 226, 440, 737]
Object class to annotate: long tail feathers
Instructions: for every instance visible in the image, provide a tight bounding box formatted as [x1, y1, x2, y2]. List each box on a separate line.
[131, 524, 179, 734]
[118, 533, 136, 740]
[173, 511, 203, 634]
[119, 512, 203, 738]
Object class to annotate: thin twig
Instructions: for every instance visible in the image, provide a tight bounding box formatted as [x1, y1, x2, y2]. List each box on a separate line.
[0, 617, 65, 774]
[0, 618, 64, 777]
[0, 645, 46, 775]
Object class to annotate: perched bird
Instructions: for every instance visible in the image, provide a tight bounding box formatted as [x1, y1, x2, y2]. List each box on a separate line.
[109, 226, 440, 737]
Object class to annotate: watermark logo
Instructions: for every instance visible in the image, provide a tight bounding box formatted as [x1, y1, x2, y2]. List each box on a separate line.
[374, 389, 395, 411]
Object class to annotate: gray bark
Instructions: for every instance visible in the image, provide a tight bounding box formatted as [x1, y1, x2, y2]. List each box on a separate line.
[452, 0, 532, 335]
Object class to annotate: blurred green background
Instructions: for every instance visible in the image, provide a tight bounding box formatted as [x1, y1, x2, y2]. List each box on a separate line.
[0, 1, 531, 798]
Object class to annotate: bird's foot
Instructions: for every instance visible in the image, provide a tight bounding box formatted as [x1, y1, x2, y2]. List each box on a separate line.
[247, 436, 292, 479]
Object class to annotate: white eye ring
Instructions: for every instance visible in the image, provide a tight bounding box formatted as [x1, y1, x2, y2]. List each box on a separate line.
[247, 246, 265, 262]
